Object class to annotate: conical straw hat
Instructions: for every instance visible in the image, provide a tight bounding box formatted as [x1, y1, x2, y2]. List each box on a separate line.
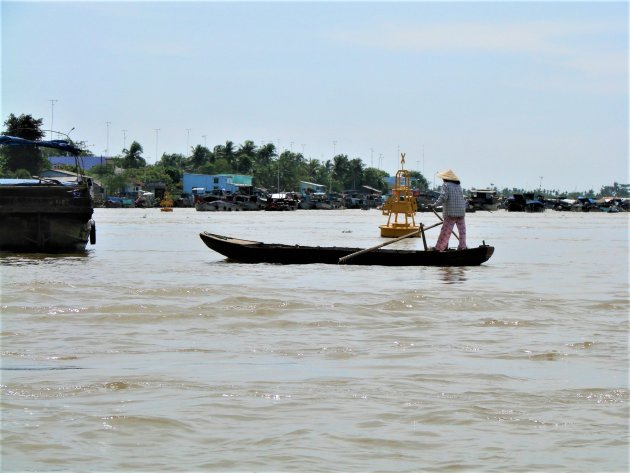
[437, 169, 459, 181]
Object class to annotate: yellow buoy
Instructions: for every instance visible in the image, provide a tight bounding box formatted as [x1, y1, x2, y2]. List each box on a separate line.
[160, 192, 174, 212]
[379, 153, 419, 238]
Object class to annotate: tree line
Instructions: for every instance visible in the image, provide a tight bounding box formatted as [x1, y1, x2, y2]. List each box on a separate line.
[105, 138, 429, 195]
[1, 113, 626, 199]
[0, 113, 429, 196]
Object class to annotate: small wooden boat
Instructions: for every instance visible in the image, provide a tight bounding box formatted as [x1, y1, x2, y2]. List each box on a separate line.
[199, 232, 494, 266]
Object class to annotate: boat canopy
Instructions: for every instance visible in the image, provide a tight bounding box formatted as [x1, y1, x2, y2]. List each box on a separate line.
[0, 135, 81, 154]
[577, 197, 596, 204]
[361, 185, 382, 194]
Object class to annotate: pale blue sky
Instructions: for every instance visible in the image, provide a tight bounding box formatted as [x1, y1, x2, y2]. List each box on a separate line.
[2, 1, 627, 191]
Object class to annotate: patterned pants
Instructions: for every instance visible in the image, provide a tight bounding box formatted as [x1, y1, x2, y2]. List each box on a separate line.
[435, 216, 467, 251]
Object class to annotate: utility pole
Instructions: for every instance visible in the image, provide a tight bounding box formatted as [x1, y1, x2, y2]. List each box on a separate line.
[422, 145, 425, 175]
[105, 121, 111, 156]
[154, 128, 160, 163]
[277, 139, 281, 193]
[49, 99, 58, 139]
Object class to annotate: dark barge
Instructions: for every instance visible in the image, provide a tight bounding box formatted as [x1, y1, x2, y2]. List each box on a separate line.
[0, 136, 95, 252]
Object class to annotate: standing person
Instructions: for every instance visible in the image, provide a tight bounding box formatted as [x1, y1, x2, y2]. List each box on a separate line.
[431, 169, 468, 251]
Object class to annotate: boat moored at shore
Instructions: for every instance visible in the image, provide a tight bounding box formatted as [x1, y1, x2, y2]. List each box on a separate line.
[0, 135, 95, 252]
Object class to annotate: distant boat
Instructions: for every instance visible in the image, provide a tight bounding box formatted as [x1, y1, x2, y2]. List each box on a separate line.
[300, 192, 342, 210]
[196, 199, 240, 211]
[571, 197, 600, 212]
[265, 193, 299, 211]
[0, 135, 95, 252]
[468, 189, 499, 211]
[506, 193, 545, 212]
[234, 193, 265, 211]
[194, 188, 265, 211]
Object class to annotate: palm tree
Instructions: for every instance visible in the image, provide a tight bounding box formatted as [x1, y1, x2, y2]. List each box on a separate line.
[236, 140, 257, 174]
[349, 158, 364, 189]
[121, 141, 146, 168]
[188, 145, 211, 169]
[333, 154, 351, 188]
[255, 143, 275, 167]
[223, 140, 235, 169]
[305, 158, 320, 181]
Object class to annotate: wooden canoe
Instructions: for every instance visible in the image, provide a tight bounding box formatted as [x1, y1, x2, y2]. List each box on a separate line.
[199, 232, 494, 266]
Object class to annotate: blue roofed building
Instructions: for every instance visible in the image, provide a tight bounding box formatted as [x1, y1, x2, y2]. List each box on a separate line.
[182, 173, 252, 195]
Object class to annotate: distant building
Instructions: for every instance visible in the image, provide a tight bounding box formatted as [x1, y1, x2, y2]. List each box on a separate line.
[144, 181, 167, 200]
[299, 181, 326, 194]
[182, 173, 252, 195]
[38, 168, 105, 201]
[49, 155, 113, 171]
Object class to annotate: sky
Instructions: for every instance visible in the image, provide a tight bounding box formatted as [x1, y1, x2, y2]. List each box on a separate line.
[2, 0, 628, 192]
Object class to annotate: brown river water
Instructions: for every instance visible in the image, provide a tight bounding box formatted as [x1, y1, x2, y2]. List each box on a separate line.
[1, 208, 628, 472]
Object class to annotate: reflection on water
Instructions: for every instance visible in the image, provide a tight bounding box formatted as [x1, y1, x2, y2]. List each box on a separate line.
[0, 252, 89, 267]
[438, 266, 468, 283]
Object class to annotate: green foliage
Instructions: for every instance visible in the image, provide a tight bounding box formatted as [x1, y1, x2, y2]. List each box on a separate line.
[89, 163, 116, 178]
[121, 141, 146, 168]
[11, 168, 33, 179]
[364, 167, 390, 192]
[160, 152, 186, 169]
[90, 160, 178, 196]
[100, 173, 128, 196]
[161, 167, 182, 185]
[332, 154, 350, 186]
[125, 166, 173, 186]
[185, 146, 208, 169]
[408, 170, 429, 190]
[234, 140, 256, 174]
[3, 113, 45, 140]
[599, 182, 629, 198]
[1, 113, 49, 175]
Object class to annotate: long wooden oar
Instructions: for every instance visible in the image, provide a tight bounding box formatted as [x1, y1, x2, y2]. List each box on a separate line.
[431, 207, 459, 241]
[338, 228, 420, 264]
